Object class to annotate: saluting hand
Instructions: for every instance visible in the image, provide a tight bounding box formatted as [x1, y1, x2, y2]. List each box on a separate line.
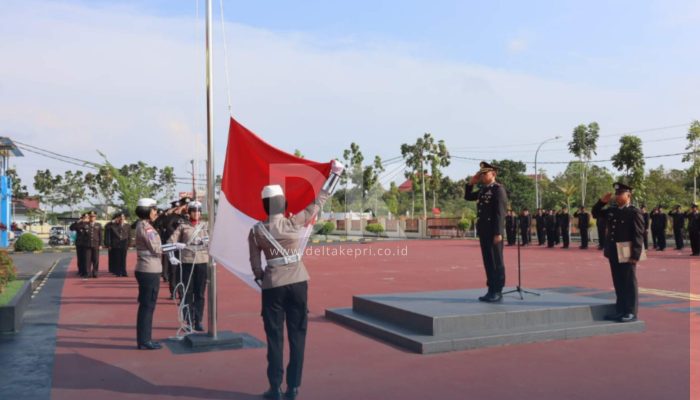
[601, 192, 613, 203]
[469, 173, 480, 185]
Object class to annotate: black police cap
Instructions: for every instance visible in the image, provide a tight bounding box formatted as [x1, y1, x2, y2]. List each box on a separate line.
[479, 161, 498, 173]
[613, 182, 632, 193]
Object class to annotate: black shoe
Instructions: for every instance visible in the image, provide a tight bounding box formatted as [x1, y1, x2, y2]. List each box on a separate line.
[284, 387, 299, 399]
[193, 323, 205, 332]
[91, 272, 98, 278]
[478, 291, 493, 302]
[479, 292, 503, 303]
[262, 387, 283, 400]
[618, 313, 637, 323]
[604, 313, 624, 321]
[137, 341, 162, 350]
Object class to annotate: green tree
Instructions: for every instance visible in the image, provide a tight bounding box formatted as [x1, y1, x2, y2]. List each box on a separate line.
[611, 135, 645, 195]
[33, 169, 63, 213]
[84, 166, 117, 207]
[6, 169, 28, 199]
[490, 159, 534, 211]
[682, 120, 700, 203]
[549, 162, 614, 207]
[401, 133, 449, 218]
[342, 143, 364, 187]
[54, 170, 87, 217]
[644, 167, 688, 209]
[568, 122, 599, 206]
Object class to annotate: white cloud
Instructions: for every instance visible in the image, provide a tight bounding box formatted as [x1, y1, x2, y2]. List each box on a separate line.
[507, 37, 529, 54]
[0, 0, 696, 198]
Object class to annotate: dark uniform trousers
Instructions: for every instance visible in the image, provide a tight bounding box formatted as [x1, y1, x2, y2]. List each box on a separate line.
[76, 246, 87, 276]
[108, 247, 128, 276]
[262, 281, 308, 389]
[656, 227, 667, 250]
[479, 235, 505, 293]
[691, 230, 700, 255]
[536, 224, 546, 245]
[606, 241, 638, 316]
[181, 263, 207, 324]
[597, 220, 606, 249]
[673, 227, 684, 250]
[81, 246, 100, 276]
[580, 227, 589, 248]
[505, 218, 516, 246]
[560, 228, 570, 247]
[136, 271, 160, 345]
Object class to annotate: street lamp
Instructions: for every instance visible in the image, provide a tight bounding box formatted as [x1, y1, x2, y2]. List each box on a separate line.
[534, 136, 561, 209]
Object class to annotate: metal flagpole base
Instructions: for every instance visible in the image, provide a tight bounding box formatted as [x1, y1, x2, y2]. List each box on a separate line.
[184, 330, 245, 349]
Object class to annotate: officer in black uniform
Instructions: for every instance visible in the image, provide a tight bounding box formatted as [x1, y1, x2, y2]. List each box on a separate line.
[105, 211, 131, 277]
[573, 206, 590, 249]
[84, 211, 102, 278]
[592, 182, 644, 323]
[669, 205, 685, 250]
[545, 209, 558, 248]
[640, 205, 650, 250]
[557, 207, 571, 249]
[505, 210, 517, 246]
[687, 204, 700, 256]
[464, 161, 507, 302]
[519, 208, 532, 245]
[535, 208, 546, 246]
[70, 213, 90, 277]
[654, 205, 668, 251]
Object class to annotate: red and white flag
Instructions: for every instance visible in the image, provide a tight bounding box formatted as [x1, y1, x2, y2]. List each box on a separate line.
[210, 117, 332, 291]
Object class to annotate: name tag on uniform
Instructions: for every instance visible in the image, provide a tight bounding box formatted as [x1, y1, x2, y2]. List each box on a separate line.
[616, 241, 647, 263]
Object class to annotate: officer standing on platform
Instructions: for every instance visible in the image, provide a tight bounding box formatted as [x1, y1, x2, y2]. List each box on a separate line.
[640, 205, 650, 250]
[574, 206, 591, 249]
[687, 204, 700, 256]
[505, 210, 517, 246]
[105, 212, 131, 277]
[592, 182, 644, 323]
[557, 206, 571, 249]
[669, 205, 685, 250]
[249, 160, 342, 400]
[519, 208, 532, 245]
[70, 213, 89, 277]
[535, 208, 546, 246]
[464, 161, 507, 303]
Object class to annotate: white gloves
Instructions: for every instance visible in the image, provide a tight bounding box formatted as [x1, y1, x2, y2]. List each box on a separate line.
[331, 159, 345, 175]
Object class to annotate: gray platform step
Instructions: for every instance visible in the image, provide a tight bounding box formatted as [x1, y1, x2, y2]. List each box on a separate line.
[326, 288, 645, 354]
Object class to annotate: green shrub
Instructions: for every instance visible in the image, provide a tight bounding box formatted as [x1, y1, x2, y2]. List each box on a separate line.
[0, 250, 16, 293]
[365, 223, 385, 236]
[14, 233, 44, 252]
[314, 221, 335, 237]
[457, 218, 470, 232]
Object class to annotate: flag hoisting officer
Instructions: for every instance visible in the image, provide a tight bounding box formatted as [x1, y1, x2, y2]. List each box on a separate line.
[464, 161, 507, 303]
[592, 182, 645, 323]
[249, 160, 343, 400]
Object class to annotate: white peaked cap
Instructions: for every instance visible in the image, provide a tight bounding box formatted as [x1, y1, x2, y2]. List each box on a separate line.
[188, 201, 203, 210]
[261, 184, 284, 199]
[137, 198, 157, 207]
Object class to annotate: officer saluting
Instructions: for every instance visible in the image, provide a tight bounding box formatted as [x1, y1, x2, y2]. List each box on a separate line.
[249, 160, 343, 400]
[464, 161, 507, 303]
[592, 182, 645, 323]
[573, 206, 591, 249]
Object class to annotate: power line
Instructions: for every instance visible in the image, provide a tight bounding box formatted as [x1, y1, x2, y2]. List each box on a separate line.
[452, 150, 694, 165]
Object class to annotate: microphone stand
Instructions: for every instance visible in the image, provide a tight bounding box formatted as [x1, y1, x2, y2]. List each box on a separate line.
[503, 214, 540, 300]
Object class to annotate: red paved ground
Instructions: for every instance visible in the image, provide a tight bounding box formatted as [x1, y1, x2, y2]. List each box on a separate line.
[51, 240, 699, 400]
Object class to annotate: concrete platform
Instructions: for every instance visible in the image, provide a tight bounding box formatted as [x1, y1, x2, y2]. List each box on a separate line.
[326, 288, 646, 354]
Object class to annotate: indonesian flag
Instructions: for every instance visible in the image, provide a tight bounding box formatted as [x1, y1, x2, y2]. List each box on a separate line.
[210, 117, 332, 291]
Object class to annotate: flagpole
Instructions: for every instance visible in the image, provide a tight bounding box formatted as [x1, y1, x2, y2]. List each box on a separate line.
[205, 0, 218, 339]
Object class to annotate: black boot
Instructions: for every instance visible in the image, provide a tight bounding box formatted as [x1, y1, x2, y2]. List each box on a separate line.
[262, 387, 283, 400]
